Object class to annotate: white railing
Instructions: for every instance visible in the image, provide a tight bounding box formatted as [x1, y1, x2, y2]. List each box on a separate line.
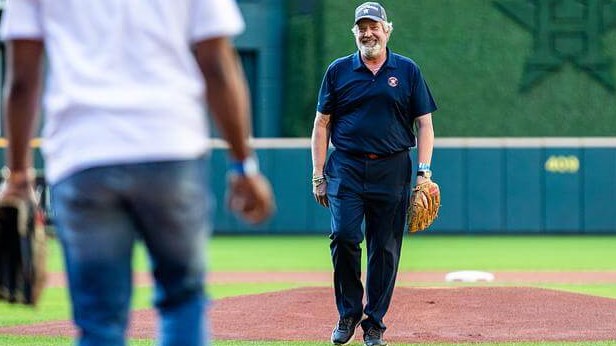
[207, 137, 616, 149]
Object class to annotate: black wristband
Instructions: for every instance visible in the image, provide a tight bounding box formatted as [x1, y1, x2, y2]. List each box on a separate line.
[417, 170, 432, 178]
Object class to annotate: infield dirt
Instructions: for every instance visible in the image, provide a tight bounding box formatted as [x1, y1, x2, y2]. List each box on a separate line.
[2, 282, 616, 343]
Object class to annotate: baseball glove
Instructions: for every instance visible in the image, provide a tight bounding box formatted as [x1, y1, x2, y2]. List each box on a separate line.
[0, 196, 46, 305]
[407, 180, 441, 233]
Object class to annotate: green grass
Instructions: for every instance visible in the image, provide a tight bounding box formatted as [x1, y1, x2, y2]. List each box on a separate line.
[401, 235, 616, 271]
[3, 235, 616, 346]
[0, 288, 70, 327]
[534, 284, 616, 299]
[207, 235, 616, 271]
[46, 235, 616, 272]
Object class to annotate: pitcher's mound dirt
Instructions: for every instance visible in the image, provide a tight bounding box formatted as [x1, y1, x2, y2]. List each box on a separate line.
[206, 286, 616, 343]
[2, 286, 616, 343]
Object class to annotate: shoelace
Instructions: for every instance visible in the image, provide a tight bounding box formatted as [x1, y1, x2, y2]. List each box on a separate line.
[366, 327, 381, 338]
[337, 317, 355, 331]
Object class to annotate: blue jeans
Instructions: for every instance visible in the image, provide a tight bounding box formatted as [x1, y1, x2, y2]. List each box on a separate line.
[51, 158, 211, 346]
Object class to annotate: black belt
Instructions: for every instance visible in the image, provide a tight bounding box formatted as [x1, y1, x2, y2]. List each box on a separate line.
[345, 150, 408, 160]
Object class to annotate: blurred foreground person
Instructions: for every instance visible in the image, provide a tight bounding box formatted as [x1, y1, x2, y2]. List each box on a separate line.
[1, 1, 274, 345]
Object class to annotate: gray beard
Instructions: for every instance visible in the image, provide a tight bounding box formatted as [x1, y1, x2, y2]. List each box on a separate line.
[359, 42, 383, 59]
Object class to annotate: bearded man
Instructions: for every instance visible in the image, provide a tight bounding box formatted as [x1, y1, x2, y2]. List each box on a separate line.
[309, 2, 438, 345]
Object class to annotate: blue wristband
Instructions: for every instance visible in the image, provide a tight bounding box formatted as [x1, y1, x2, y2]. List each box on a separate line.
[228, 156, 259, 177]
[418, 162, 431, 171]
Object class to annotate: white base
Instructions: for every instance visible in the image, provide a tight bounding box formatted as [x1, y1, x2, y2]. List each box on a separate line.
[445, 270, 495, 282]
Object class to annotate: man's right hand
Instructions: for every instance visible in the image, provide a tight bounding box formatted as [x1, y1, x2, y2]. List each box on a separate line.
[312, 177, 328, 208]
[228, 174, 275, 224]
[0, 168, 37, 205]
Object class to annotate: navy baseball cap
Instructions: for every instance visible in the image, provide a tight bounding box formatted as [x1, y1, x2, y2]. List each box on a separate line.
[354, 2, 388, 24]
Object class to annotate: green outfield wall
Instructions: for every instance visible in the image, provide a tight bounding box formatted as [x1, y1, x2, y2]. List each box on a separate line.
[285, 0, 616, 137]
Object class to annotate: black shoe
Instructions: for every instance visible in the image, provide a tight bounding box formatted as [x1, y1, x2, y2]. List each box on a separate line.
[331, 317, 360, 345]
[363, 327, 387, 346]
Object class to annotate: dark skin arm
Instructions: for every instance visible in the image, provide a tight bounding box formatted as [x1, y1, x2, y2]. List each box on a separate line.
[193, 37, 274, 223]
[0, 39, 44, 202]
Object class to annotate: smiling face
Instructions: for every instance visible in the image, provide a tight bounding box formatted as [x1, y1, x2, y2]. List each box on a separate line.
[354, 18, 389, 60]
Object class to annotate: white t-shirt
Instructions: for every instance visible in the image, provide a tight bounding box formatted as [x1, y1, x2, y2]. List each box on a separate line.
[1, 0, 245, 184]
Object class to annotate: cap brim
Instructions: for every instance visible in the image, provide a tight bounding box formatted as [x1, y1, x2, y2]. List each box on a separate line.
[354, 15, 383, 24]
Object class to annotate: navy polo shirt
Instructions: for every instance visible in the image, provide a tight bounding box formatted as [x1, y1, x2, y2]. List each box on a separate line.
[317, 49, 437, 155]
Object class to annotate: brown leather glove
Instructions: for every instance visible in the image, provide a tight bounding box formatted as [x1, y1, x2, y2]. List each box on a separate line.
[407, 179, 441, 233]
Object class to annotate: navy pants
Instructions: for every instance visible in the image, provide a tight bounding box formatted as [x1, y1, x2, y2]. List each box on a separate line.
[325, 150, 411, 331]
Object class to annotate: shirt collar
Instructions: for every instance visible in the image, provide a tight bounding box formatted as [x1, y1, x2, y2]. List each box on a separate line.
[352, 48, 398, 71]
